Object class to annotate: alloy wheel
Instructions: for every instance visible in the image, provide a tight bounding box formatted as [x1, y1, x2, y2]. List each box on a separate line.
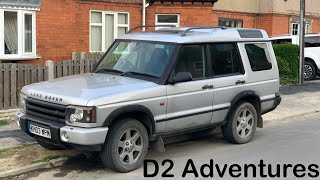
[304, 64, 314, 79]
[236, 108, 254, 139]
[117, 128, 143, 165]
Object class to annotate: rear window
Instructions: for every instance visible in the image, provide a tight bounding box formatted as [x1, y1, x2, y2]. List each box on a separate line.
[245, 43, 272, 71]
[305, 36, 320, 47]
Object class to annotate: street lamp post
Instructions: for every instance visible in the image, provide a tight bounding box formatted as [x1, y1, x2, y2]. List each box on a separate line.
[299, 0, 305, 85]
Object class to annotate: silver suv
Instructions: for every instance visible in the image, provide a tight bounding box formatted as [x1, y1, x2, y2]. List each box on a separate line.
[16, 26, 281, 172]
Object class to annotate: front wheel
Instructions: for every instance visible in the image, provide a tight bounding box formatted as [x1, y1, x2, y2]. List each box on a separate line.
[100, 118, 149, 173]
[304, 61, 316, 81]
[222, 102, 257, 144]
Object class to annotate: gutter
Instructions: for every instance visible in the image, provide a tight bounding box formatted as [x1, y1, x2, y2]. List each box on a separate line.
[142, 0, 150, 31]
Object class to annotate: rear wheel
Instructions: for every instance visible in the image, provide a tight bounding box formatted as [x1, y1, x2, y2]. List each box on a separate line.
[304, 61, 316, 81]
[100, 118, 149, 172]
[222, 101, 257, 144]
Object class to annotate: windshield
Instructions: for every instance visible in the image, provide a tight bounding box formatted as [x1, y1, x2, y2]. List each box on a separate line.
[95, 41, 176, 78]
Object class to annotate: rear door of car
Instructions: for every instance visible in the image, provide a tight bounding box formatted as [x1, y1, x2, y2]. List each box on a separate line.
[208, 43, 247, 124]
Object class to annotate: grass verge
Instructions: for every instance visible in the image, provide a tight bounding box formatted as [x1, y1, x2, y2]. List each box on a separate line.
[32, 155, 64, 164]
[0, 119, 9, 127]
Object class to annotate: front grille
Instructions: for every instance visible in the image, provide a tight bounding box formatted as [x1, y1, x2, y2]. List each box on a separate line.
[26, 98, 67, 123]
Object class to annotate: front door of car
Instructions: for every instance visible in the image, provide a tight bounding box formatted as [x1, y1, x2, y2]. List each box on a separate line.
[165, 45, 214, 132]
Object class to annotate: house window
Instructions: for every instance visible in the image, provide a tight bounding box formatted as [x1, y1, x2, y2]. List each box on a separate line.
[0, 9, 36, 59]
[155, 14, 180, 30]
[290, 17, 311, 35]
[291, 23, 299, 35]
[218, 18, 243, 28]
[90, 11, 129, 52]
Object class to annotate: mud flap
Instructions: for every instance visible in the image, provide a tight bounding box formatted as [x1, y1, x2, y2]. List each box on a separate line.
[151, 137, 165, 152]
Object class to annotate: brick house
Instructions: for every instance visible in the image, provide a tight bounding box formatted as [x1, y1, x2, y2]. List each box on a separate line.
[213, 0, 320, 36]
[0, 0, 217, 65]
[0, 0, 319, 65]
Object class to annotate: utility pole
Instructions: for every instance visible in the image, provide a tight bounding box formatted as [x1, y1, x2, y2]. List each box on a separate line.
[299, 0, 305, 85]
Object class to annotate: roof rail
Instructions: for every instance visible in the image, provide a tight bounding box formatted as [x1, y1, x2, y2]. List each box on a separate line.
[126, 25, 176, 34]
[180, 26, 227, 37]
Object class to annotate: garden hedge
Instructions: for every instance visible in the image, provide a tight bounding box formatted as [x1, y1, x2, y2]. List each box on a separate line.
[272, 44, 299, 85]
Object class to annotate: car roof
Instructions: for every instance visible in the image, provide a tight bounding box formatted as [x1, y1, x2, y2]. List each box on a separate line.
[117, 27, 270, 44]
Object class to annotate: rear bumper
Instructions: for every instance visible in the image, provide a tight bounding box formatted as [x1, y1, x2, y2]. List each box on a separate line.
[261, 93, 282, 115]
[16, 111, 108, 151]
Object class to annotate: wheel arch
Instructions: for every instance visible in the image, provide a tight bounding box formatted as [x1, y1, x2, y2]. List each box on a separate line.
[103, 105, 155, 137]
[226, 91, 263, 128]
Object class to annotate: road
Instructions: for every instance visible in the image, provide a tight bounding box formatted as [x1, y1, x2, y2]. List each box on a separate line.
[11, 112, 320, 180]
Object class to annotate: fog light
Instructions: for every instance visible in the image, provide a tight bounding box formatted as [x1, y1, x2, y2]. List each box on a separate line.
[61, 131, 69, 142]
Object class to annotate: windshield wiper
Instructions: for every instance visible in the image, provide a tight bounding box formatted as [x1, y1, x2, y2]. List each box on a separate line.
[95, 69, 123, 74]
[120, 71, 158, 78]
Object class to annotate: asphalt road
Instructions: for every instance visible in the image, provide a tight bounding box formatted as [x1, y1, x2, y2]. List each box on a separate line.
[11, 112, 320, 180]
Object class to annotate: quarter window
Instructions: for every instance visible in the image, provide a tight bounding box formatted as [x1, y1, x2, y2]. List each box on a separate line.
[90, 11, 129, 52]
[245, 43, 272, 71]
[174, 45, 209, 79]
[155, 14, 179, 30]
[209, 43, 243, 76]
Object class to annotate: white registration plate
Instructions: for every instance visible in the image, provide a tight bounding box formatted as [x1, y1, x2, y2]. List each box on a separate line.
[28, 123, 51, 139]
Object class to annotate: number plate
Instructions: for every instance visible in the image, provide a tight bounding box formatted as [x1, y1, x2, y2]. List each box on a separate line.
[28, 123, 51, 139]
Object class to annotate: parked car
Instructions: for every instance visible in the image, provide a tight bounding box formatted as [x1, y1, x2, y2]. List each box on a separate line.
[15, 26, 281, 172]
[271, 34, 320, 80]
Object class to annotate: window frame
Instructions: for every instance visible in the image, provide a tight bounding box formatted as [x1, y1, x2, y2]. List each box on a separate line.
[218, 18, 243, 28]
[89, 10, 130, 52]
[291, 22, 311, 35]
[155, 14, 180, 30]
[0, 8, 36, 60]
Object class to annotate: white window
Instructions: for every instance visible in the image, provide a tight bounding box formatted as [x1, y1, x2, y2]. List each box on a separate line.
[291, 22, 311, 35]
[219, 18, 243, 28]
[155, 14, 180, 30]
[90, 11, 129, 52]
[0, 9, 36, 60]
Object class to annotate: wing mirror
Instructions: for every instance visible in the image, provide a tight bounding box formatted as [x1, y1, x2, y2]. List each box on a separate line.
[168, 72, 193, 84]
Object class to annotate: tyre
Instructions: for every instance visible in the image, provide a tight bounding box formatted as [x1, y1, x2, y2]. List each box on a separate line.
[304, 61, 316, 81]
[100, 118, 149, 173]
[37, 139, 65, 150]
[222, 101, 257, 144]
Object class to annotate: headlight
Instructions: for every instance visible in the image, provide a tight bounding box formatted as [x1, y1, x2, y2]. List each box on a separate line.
[66, 106, 96, 124]
[19, 93, 27, 113]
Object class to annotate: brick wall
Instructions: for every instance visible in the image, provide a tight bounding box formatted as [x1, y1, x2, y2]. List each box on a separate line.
[256, 14, 290, 36]
[146, 2, 213, 28]
[313, 18, 320, 33]
[22, 0, 142, 65]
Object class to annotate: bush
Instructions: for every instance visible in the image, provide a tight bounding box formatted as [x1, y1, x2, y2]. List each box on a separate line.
[273, 44, 299, 85]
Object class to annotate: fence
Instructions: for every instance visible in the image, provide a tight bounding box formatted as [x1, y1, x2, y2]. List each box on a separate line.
[0, 63, 48, 110]
[0, 52, 104, 110]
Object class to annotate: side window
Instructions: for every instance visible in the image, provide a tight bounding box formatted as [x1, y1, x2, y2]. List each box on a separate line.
[305, 36, 320, 47]
[209, 43, 244, 76]
[245, 43, 272, 71]
[174, 45, 209, 79]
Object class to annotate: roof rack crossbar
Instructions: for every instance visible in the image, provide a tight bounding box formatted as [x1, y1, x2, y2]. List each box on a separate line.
[180, 26, 227, 37]
[126, 25, 176, 34]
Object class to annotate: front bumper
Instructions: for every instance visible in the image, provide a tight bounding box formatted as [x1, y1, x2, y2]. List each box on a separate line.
[16, 111, 108, 151]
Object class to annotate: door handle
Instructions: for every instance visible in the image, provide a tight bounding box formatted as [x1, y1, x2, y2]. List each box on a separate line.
[235, 80, 246, 85]
[202, 85, 214, 89]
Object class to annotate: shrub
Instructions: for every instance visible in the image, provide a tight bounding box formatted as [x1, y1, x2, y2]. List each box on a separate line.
[273, 44, 299, 85]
